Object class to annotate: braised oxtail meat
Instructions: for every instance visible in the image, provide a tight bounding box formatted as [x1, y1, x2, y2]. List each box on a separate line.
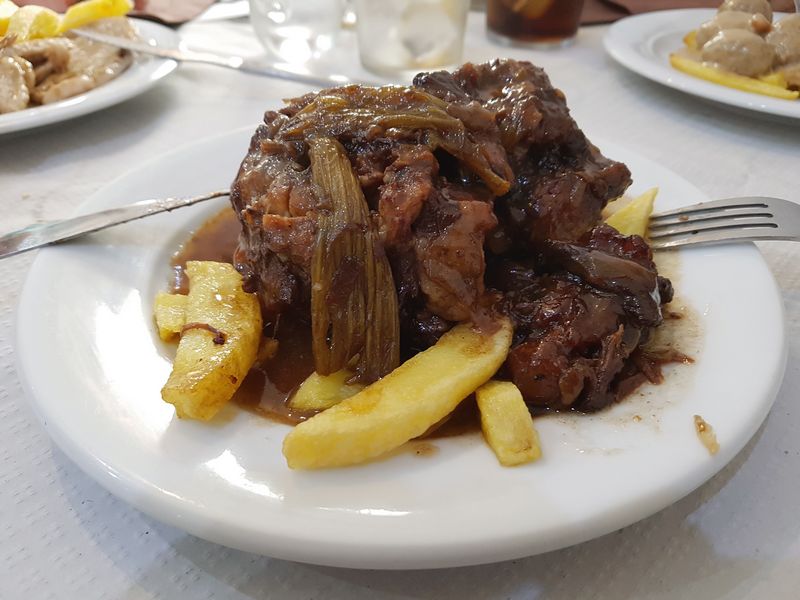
[230, 58, 672, 409]
[415, 60, 632, 245]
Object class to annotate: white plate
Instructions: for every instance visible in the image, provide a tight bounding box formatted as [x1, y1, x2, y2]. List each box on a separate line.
[15, 127, 787, 569]
[0, 19, 178, 135]
[604, 9, 800, 120]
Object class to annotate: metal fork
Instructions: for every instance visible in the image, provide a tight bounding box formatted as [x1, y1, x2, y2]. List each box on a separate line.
[648, 197, 797, 250]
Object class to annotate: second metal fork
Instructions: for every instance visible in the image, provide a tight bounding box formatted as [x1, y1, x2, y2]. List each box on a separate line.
[648, 197, 798, 250]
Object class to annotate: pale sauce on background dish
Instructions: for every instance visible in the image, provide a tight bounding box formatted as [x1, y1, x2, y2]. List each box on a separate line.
[169, 208, 695, 436]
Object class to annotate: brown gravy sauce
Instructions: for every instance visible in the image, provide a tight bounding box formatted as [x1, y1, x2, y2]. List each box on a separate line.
[171, 209, 242, 294]
[171, 209, 317, 425]
[170, 209, 692, 435]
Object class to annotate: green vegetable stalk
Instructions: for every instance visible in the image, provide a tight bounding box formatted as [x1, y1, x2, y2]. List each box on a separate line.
[309, 136, 400, 383]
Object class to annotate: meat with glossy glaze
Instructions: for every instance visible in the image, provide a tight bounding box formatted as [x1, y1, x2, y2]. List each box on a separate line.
[230, 59, 671, 411]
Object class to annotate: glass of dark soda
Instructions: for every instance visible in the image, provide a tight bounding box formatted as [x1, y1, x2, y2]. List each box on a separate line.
[487, 0, 585, 48]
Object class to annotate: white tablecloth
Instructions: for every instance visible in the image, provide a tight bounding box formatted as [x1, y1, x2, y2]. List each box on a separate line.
[2, 12, 799, 599]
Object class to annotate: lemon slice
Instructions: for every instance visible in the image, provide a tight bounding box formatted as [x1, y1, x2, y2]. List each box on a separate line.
[0, 0, 18, 37]
[60, 0, 133, 33]
[501, 0, 553, 19]
[6, 5, 60, 41]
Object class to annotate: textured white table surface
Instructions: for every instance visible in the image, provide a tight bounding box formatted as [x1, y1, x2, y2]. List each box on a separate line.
[2, 12, 800, 600]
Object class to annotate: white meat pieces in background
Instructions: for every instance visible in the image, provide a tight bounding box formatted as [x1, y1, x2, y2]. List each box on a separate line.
[0, 17, 135, 113]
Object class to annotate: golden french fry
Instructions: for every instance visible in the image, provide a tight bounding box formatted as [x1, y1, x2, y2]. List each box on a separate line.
[289, 370, 365, 412]
[161, 261, 262, 421]
[601, 195, 631, 220]
[758, 71, 788, 88]
[476, 380, 540, 466]
[0, 0, 18, 36]
[6, 4, 59, 41]
[283, 318, 513, 469]
[669, 53, 799, 100]
[605, 187, 658, 238]
[683, 30, 697, 51]
[59, 0, 132, 33]
[153, 292, 187, 342]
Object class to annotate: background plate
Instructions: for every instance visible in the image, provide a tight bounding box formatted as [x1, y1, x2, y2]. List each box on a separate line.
[0, 19, 178, 135]
[604, 9, 800, 120]
[15, 127, 787, 569]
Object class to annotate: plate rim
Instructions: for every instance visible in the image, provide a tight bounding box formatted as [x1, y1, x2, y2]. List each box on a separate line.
[603, 8, 800, 120]
[0, 18, 178, 135]
[13, 127, 789, 569]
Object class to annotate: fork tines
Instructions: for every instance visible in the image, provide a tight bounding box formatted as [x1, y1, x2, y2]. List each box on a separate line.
[648, 196, 794, 250]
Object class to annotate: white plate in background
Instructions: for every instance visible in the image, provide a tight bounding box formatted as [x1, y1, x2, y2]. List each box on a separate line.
[0, 19, 178, 135]
[604, 9, 799, 120]
[15, 127, 787, 569]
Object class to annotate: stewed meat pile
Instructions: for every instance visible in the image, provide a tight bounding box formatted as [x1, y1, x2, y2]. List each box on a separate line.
[230, 59, 673, 413]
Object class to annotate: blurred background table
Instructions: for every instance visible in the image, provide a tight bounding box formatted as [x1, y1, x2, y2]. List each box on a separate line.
[1, 9, 799, 600]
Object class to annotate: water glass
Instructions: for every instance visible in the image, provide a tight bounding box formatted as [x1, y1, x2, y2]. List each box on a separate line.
[355, 0, 470, 78]
[249, 0, 346, 64]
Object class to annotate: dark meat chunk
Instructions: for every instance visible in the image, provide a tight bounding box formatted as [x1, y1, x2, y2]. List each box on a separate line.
[497, 225, 666, 411]
[230, 113, 319, 315]
[401, 308, 454, 356]
[501, 273, 648, 411]
[415, 59, 580, 155]
[500, 146, 631, 244]
[231, 84, 509, 323]
[278, 84, 513, 195]
[583, 224, 674, 305]
[349, 139, 395, 205]
[254, 214, 316, 270]
[417, 60, 631, 244]
[414, 193, 497, 321]
[542, 239, 662, 328]
[230, 59, 671, 413]
[379, 145, 438, 245]
[583, 223, 656, 269]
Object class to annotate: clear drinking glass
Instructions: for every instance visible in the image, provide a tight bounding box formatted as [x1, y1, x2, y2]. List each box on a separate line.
[354, 0, 470, 78]
[249, 0, 346, 64]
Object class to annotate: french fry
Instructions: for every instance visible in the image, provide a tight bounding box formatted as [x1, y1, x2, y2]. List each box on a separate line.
[289, 370, 364, 412]
[605, 187, 658, 238]
[0, 0, 18, 36]
[669, 53, 799, 101]
[6, 4, 59, 41]
[601, 195, 631, 220]
[59, 0, 132, 33]
[683, 30, 697, 51]
[153, 292, 187, 342]
[759, 71, 788, 88]
[476, 380, 541, 466]
[283, 318, 513, 469]
[161, 261, 262, 421]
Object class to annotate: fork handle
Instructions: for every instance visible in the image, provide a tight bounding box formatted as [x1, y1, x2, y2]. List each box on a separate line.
[0, 190, 229, 260]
